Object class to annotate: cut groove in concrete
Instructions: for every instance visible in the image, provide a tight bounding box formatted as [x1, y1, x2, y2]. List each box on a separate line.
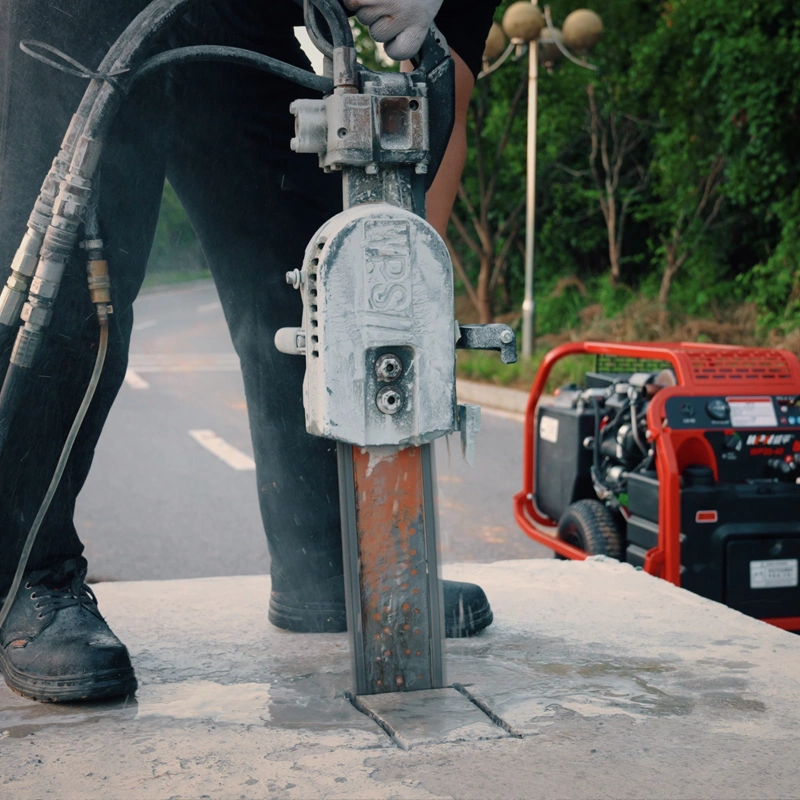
[453, 682, 524, 738]
[350, 687, 511, 750]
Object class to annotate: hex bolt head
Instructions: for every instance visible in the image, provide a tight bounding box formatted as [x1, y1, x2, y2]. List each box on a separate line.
[285, 269, 303, 289]
[375, 353, 403, 382]
[500, 329, 514, 344]
[376, 386, 404, 415]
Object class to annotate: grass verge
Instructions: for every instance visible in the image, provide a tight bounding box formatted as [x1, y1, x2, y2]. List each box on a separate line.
[456, 349, 595, 393]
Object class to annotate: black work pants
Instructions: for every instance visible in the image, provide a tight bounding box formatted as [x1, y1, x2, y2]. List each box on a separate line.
[0, 1, 343, 596]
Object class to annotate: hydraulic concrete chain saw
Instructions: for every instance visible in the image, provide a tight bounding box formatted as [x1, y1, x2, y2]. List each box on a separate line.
[274, 20, 517, 696]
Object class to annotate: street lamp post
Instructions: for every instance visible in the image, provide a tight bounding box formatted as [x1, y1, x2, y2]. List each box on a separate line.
[523, 33, 539, 360]
[480, 3, 603, 360]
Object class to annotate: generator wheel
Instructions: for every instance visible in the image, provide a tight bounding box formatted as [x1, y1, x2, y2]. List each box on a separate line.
[556, 500, 624, 561]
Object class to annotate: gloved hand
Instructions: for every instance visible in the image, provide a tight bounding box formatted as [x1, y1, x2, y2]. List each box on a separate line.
[343, 0, 444, 61]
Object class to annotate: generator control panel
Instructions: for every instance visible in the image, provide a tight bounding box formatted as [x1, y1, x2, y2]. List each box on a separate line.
[665, 395, 800, 430]
[662, 394, 800, 483]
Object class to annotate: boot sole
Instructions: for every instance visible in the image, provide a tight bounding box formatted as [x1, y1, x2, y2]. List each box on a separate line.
[269, 595, 348, 633]
[270, 596, 494, 637]
[445, 605, 493, 638]
[0, 647, 137, 703]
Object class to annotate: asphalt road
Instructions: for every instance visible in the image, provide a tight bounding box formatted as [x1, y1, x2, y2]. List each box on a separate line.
[75, 280, 549, 582]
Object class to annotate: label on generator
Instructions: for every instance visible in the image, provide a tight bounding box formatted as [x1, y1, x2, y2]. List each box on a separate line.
[749, 559, 798, 590]
[540, 416, 559, 444]
[728, 397, 778, 428]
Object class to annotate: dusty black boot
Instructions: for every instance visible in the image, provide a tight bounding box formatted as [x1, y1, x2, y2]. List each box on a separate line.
[269, 578, 493, 637]
[0, 558, 137, 703]
[442, 580, 493, 638]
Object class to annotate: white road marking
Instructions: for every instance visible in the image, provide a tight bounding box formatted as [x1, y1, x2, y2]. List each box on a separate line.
[189, 429, 255, 471]
[124, 369, 150, 390]
[197, 301, 222, 313]
[132, 319, 157, 332]
[128, 354, 239, 372]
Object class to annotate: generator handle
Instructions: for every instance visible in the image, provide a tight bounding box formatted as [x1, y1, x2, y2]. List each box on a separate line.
[513, 340, 691, 568]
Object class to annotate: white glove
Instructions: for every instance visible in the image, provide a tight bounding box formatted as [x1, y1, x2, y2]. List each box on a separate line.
[343, 0, 444, 61]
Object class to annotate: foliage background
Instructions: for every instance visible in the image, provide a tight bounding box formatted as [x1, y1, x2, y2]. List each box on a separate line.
[148, 2, 800, 367]
[451, 0, 800, 361]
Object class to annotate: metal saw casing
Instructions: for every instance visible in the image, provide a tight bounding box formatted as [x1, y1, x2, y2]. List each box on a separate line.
[300, 203, 456, 448]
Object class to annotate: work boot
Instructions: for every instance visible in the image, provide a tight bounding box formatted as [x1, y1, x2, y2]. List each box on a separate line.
[0, 558, 137, 703]
[269, 578, 493, 637]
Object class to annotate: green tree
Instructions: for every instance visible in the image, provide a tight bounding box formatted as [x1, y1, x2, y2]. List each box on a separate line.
[632, 0, 800, 312]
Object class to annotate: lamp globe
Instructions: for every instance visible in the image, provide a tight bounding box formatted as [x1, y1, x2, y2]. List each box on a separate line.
[502, 2, 545, 43]
[562, 9, 603, 51]
[538, 27, 564, 66]
[483, 22, 507, 61]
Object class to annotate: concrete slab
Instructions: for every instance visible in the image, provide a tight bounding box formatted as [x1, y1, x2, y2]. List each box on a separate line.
[1, 558, 799, 799]
[355, 688, 510, 750]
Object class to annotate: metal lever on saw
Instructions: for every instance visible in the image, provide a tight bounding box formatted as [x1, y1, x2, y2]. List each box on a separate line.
[456, 323, 518, 364]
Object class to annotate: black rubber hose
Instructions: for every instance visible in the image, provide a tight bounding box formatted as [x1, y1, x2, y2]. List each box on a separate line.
[309, 0, 353, 48]
[71, 0, 199, 123]
[131, 46, 334, 93]
[303, 0, 334, 57]
[0, 364, 27, 460]
[77, 0, 202, 144]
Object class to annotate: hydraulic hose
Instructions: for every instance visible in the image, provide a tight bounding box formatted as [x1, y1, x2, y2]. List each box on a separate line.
[630, 399, 649, 456]
[0, 318, 109, 630]
[306, 0, 354, 49]
[0, 0, 201, 339]
[303, 0, 334, 57]
[0, 0, 201, 462]
[131, 46, 334, 93]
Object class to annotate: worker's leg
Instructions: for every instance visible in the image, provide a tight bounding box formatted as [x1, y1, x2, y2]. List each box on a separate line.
[0, 0, 167, 592]
[166, 7, 493, 637]
[0, 1, 167, 701]
[164, 9, 346, 628]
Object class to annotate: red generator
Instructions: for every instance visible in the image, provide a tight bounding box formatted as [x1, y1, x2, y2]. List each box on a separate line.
[514, 342, 800, 632]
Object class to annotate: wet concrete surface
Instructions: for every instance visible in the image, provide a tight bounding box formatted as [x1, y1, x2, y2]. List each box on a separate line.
[2, 559, 800, 799]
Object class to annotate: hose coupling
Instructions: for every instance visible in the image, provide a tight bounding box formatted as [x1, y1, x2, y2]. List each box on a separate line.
[87, 255, 113, 321]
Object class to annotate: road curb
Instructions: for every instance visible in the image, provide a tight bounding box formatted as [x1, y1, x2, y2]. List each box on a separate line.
[456, 379, 531, 416]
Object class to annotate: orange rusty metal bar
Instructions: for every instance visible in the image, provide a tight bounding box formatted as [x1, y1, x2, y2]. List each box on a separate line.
[338, 442, 444, 696]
